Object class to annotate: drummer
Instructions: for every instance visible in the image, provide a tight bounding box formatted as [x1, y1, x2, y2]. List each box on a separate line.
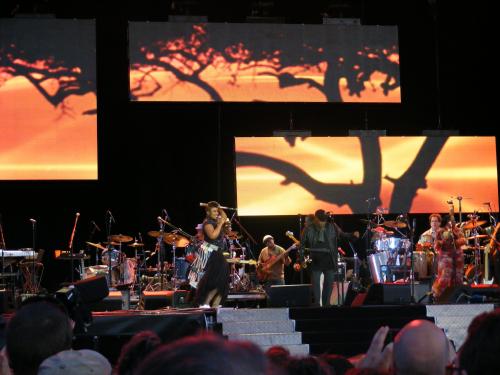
[418, 213, 442, 245]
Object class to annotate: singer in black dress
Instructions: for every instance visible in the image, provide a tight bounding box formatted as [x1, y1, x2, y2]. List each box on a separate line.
[194, 201, 230, 307]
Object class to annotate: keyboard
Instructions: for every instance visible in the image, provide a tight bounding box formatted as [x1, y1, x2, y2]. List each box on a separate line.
[0, 249, 37, 258]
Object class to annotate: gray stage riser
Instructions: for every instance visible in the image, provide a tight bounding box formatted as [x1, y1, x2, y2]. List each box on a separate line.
[223, 320, 296, 335]
[227, 332, 303, 346]
[217, 308, 290, 322]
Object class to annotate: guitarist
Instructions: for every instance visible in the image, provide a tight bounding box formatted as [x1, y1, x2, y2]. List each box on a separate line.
[302, 209, 359, 307]
[258, 235, 292, 291]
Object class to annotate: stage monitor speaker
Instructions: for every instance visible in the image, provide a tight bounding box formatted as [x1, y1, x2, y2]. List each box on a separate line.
[267, 284, 312, 307]
[436, 284, 500, 304]
[364, 283, 411, 305]
[73, 276, 109, 304]
[143, 290, 190, 310]
[89, 291, 123, 312]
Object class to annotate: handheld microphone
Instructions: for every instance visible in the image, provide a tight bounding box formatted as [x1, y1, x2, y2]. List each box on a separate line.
[162, 209, 170, 221]
[29, 218, 37, 224]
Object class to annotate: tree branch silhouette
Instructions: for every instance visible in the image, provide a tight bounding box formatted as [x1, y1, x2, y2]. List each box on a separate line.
[130, 23, 400, 102]
[385, 137, 448, 212]
[0, 44, 96, 115]
[236, 137, 382, 213]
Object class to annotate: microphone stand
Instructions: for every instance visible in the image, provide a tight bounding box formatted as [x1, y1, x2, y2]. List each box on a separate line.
[69, 214, 80, 283]
[298, 214, 304, 284]
[31, 220, 36, 293]
[408, 217, 416, 303]
[105, 212, 113, 288]
[230, 215, 258, 260]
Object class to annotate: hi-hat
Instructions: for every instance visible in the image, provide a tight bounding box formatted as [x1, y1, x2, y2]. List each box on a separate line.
[128, 242, 144, 248]
[86, 242, 106, 251]
[383, 220, 407, 229]
[109, 234, 133, 243]
[462, 220, 487, 230]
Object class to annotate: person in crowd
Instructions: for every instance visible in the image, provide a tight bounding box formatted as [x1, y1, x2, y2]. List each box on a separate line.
[37, 349, 111, 375]
[5, 301, 73, 375]
[458, 309, 500, 375]
[285, 356, 333, 375]
[136, 333, 267, 375]
[265, 346, 290, 370]
[321, 354, 354, 375]
[115, 331, 161, 375]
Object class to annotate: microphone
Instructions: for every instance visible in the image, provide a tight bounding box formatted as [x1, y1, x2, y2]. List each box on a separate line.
[365, 197, 377, 202]
[106, 210, 115, 223]
[157, 216, 168, 224]
[412, 218, 417, 232]
[337, 247, 346, 256]
[91, 221, 101, 232]
[29, 218, 37, 224]
[199, 203, 238, 211]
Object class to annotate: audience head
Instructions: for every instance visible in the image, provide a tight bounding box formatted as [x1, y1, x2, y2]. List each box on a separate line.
[136, 333, 267, 375]
[6, 300, 73, 375]
[459, 309, 500, 375]
[393, 319, 450, 375]
[38, 349, 111, 375]
[265, 346, 290, 368]
[285, 356, 333, 375]
[321, 354, 354, 375]
[115, 331, 161, 375]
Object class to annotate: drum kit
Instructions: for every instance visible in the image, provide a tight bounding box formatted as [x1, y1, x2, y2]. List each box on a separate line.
[366, 197, 499, 287]
[365, 211, 413, 284]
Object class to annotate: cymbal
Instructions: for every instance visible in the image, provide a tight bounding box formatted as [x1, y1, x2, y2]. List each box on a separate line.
[128, 242, 144, 248]
[163, 233, 190, 247]
[109, 234, 133, 243]
[227, 231, 242, 239]
[86, 241, 106, 251]
[148, 230, 163, 238]
[383, 220, 407, 229]
[371, 226, 393, 234]
[465, 234, 489, 241]
[462, 220, 487, 230]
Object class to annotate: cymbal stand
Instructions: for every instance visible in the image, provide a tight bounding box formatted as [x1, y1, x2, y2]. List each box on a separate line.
[105, 211, 115, 288]
[156, 218, 166, 290]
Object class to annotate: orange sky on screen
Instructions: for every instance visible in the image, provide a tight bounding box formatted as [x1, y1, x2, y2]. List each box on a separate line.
[130, 64, 400, 102]
[0, 76, 98, 180]
[235, 137, 499, 215]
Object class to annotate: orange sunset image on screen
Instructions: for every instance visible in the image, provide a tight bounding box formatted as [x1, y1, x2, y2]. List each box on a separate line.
[235, 137, 498, 215]
[129, 23, 400, 103]
[0, 19, 97, 180]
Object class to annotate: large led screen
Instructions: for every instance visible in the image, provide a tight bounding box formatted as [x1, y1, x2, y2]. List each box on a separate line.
[235, 137, 499, 215]
[0, 19, 97, 180]
[129, 22, 400, 103]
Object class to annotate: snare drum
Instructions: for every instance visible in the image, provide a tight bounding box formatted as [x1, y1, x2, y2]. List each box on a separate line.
[368, 251, 390, 283]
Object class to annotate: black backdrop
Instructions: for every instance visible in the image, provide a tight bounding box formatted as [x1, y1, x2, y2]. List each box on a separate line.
[0, 0, 497, 290]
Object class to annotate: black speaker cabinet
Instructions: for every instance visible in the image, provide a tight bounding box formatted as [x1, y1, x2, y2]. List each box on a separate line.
[143, 290, 190, 310]
[73, 276, 109, 304]
[364, 283, 411, 305]
[267, 284, 312, 307]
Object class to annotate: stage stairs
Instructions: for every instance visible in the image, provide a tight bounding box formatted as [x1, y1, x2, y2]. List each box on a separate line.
[217, 307, 310, 356]
[289, 305, 432, 356]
